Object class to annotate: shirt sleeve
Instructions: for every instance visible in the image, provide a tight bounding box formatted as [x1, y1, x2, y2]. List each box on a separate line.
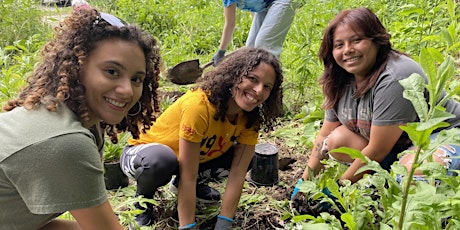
[179, 96, 210, 143]
[3, 133, 107, 214]
[325, 109, 339, 122]
[236, 125, 259, 145]
[372, 73, 418, 126]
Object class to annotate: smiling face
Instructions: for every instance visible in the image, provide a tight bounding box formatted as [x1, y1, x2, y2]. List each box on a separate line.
[230, 62, 276, 113]
[79, 38, 146, 127]
[332, 24, 378, 80]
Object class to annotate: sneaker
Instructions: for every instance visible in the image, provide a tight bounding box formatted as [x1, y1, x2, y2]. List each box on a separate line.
[169, 178, 221, 203]
[129, 202, 155, 229]
[196, 183, 221, 203]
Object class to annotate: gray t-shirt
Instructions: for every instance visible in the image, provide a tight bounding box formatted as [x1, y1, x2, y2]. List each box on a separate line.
[325, 54, 460, 144]
[0, 105, 107, 230]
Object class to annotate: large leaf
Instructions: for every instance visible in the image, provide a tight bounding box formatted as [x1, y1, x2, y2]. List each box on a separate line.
[416, 106, 453, 131]
[399, 74, 428, 121]
[329, 147, 367, 163]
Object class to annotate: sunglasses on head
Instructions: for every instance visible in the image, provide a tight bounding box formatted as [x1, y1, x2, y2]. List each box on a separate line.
[93, 12, 128, 27]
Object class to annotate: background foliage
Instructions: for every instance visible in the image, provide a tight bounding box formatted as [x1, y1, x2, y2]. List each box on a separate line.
[1, 0, 460, 229]
[2, 0, 459, 113]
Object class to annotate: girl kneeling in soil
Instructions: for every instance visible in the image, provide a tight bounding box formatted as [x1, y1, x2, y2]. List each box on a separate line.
[294, 7, 460, 194]
[0, 8, 161, 229]
[121, 47, 284, 229]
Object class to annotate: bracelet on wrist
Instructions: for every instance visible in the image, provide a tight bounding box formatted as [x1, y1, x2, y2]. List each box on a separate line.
[218, 215, 234, 223]
[180, 221, 197, 229]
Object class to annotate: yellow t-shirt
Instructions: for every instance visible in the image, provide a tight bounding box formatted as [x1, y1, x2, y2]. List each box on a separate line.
[128, 89, 259, 162]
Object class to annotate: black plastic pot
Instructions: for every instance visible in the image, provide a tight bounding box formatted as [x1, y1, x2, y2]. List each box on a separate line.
[104, 161, 129, 190]
[249, 143, 279, 186]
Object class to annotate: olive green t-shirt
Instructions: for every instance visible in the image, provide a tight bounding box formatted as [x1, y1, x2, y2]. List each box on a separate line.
[0, 106, 107, 230]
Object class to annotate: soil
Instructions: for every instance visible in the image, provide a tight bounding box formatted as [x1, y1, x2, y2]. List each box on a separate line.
[148, 141, 308, 230]
[146, 90, 319, 229]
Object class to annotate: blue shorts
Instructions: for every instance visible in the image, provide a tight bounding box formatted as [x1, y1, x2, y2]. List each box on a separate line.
[223, 0, 274, 12]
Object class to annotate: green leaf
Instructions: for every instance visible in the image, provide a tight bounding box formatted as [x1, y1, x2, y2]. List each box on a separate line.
[341, 213, 355, 230]
[419, 48, 437, 86]
[416, 107, 453, 131]
[329, 147, 367, 162]
[399, 73, 428, 121]
[400, 123, 432, 149]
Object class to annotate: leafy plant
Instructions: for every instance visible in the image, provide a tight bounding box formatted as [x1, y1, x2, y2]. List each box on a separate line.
[103, 132, 131, 163]
[289, 45, 460, 230]
[0, 35, 44, 108]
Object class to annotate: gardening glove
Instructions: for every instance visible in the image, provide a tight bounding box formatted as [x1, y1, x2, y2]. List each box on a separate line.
[290, 178, 304, 201]
[214, 215, 233, 230]
[212, 49, 226, 66]
[321, 187, 337, 201]
[314, 186, 343, 213]
[179, 222, 197, 230]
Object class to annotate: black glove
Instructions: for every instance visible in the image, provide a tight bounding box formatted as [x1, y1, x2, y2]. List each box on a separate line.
[212, 49, 226, 66]
[214, 215, 233, 230]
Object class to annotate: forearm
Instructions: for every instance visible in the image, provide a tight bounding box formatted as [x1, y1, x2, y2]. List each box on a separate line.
[177, 138, 201, 226]
[303, 135, 328, 180]
[219, 4, 237, 50]
[69, 201, 123, 230]
[340, 145, 389, 183]
[340, 158, 366, 183]
[178, 179, 197, 226]
[219, 144, 253, 218]
[220, 171, 246, 218]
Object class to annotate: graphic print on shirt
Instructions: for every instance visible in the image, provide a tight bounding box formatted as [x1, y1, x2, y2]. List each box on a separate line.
[339, 98, 372, 140]
[199, 134, 237, 161]
[200, 135, 226, 160]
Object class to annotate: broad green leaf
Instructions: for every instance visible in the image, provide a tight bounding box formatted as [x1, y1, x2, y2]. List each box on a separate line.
[341, 213, 355, 230]
[416, 161, 445, 174]
[399, 74, 428, 121]
[291, 214, 317, 222]
[329, 147, 367, 162]
[419, 48, 437, 86]
[400, 123, 432, 148]
[436, 55, 455, 92]
[416, 107, 453, 131]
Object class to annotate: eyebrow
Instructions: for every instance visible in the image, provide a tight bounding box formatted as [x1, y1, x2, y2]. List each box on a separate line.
[106, 61, 146, 75]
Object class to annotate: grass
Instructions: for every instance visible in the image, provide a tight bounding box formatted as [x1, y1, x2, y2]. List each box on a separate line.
[2, 0, 460, 229]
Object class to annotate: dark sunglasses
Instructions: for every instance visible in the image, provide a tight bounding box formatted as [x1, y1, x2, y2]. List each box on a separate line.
[93, 12, 128, 27]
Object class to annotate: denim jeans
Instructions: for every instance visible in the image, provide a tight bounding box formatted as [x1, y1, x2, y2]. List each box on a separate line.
[245, 0, 298, 57]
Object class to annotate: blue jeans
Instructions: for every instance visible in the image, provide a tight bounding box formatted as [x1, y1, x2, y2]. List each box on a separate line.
[245, 0, 298, 57]
[397, 132, 460, 182]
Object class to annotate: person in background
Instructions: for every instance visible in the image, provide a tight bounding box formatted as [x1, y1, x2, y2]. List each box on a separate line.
[0, 8, 162, 229]
[211, 0, 298, 65]
[121, 47, 284, 229]
[71, 0, 90, 11]
[292, 7, 460, 199]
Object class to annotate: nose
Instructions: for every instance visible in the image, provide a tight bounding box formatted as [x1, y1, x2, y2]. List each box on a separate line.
[115, 78, 134, 98]
[344, 43, 354, 54]
[254, 82, 264, 94]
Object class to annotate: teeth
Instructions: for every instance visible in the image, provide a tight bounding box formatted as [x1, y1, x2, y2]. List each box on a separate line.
[346, 56, 360, 62]
[106, 98, 127, 108]
[246, 94, 257, 103]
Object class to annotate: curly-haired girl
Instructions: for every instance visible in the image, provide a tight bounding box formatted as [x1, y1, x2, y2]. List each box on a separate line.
[121, 47, 283, 229]
[0, 8, 161, 229]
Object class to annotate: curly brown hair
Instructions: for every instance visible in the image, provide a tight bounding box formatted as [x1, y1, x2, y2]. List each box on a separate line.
[195, 47, 283, 132]
[2, 9, 161, 143]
